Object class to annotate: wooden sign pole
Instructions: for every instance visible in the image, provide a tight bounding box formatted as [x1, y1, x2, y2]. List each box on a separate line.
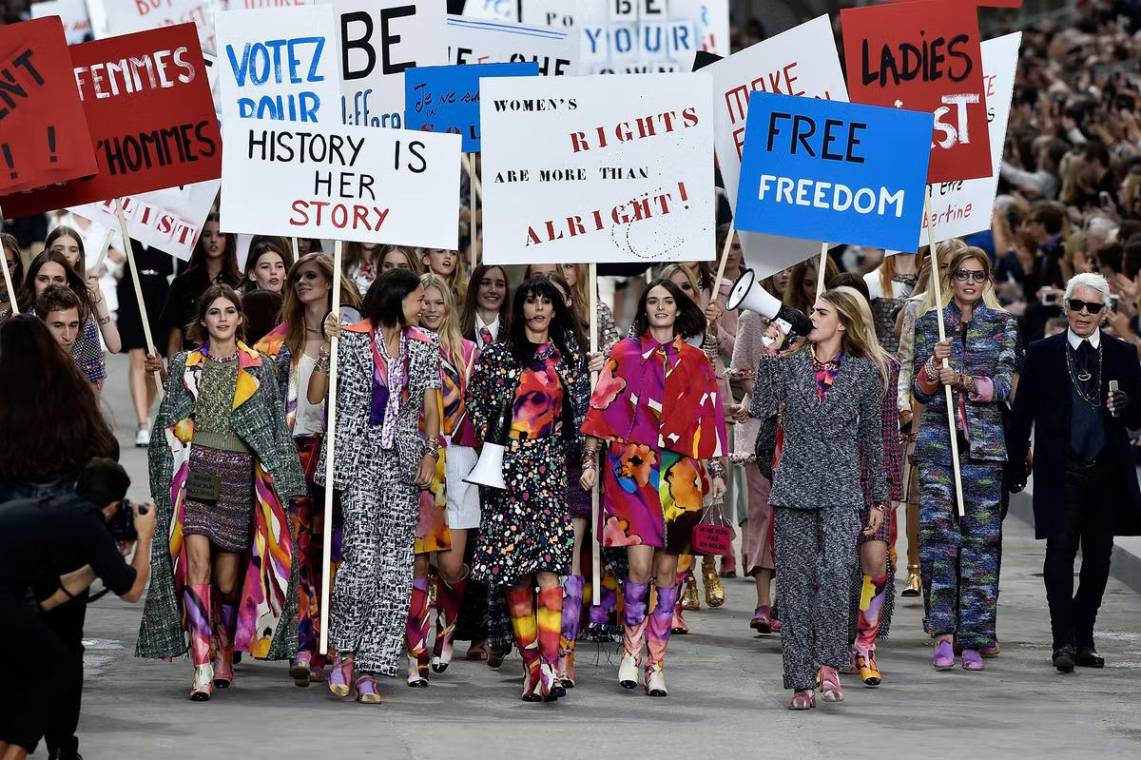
[292, 237, 300, 263]
[923, 187, 966, 518]
[466, 154, 480, 269]
[815, 241, 829, 302]
[319, 239, 344, 655]
[711, 224, 736, 295]
[588, 263, 601, 605]
[113, 199, 163, 396]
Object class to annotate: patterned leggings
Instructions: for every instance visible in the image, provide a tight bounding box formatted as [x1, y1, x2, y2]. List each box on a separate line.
[329, 452, 419, 676]
[917, 459, 1002, 650]
[773, 506, 860, 691]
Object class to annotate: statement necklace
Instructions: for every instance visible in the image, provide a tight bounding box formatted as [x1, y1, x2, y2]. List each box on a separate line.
[1066, 340, 1102, 406]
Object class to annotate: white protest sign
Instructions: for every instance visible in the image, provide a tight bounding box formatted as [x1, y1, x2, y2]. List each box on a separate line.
[319, 1, 448, 129]
[97, 0, 222, 54]
[447, 15, 577, 76]
[480, 72, 714, 265]
[216, 5, 341, 125]
[32, 0, 92, 44]
[71, 180, 221, 260]
[220, 117, 461, 249]
[575, 0, 726, 75]
[706, 15, 849, 279]
[229, 1, 312, 8]
[520, 0, 575, 29]
[463, 0, 518, 23]
[920, 32, 1021, 246]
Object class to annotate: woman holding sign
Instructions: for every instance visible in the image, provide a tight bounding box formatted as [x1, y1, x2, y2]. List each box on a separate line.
[749, 286, 891, 710]
[912, 247, 1020, 672]
[581, 279, 729, 698]
[465, 277, 589, 703]
[317, 269, 441, 705]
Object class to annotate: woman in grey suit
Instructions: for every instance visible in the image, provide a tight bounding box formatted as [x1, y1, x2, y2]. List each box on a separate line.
[750, 286, 891, 710]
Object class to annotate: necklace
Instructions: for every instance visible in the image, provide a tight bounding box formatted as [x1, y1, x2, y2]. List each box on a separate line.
[208, 351, 238, 363]
[1066, 340, 1102, 406]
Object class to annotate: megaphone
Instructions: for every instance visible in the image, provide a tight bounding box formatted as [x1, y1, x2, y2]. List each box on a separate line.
[464, 397, 511, 490]
[726, 269, 813, 336]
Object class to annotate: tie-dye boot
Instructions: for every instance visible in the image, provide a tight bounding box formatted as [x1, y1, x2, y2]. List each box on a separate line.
[536, 585, 564, 701]
[506, 586, 540, 702]
[431, 568, 467, 673]
[405, 577, 432, 687]
[558, 575, 585, 688]
[644, 584, 678, 697]
[212, 595, 237, 689]
[619, 579, 650, 689]
[184, 583, 214, 701]
[854, 574, 889, 687]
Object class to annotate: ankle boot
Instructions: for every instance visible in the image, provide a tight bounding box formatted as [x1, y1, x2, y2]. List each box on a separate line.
[432, 567, 467, 673]
[644, 584, 678, 697]
[680, 570, 700, 611]
[212, 595, 237, 688]
[558, 575, 585, 687]
[184, 584, 214, 701]
[618, 579, 649, 689]
[702, 555, 725, 608]
[506, 586, 540, 702]
[405, 578, 431, 687]
[854, 574, 888, 686]
[536, 585, 563, 701]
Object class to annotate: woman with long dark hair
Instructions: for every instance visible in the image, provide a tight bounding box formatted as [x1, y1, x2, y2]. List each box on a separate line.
[137, 285, 305, 701]
[749, 286, 891, 710]
[159, 214, 241, 358]
[581, 278, 728, 698]
[461, 264, 511, 348]
[317, 268, 441, 705]
[254, 252, 360, 686]
[242, 239, 293, 295]
[44, 226, 124, 362]
[465, 276, 588, 702]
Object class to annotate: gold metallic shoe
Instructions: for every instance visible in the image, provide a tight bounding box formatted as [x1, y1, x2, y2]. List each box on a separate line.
[681, 574, 700, 611]
[702, 556, 725, 608]
[903, 564, 922, 597]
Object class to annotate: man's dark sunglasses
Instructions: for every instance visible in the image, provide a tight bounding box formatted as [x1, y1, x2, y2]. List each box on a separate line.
[1067, 298, 1105, 314]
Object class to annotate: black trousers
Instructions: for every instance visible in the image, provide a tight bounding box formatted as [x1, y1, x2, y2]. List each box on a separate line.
[41, 591, 88, 758]
[1043, 457, 1115, 650]
[0, 593, 66, 754]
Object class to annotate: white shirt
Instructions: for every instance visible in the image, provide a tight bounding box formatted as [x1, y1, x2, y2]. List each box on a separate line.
[293, 353, 325, 437]
[1067, 328, 1101, 351]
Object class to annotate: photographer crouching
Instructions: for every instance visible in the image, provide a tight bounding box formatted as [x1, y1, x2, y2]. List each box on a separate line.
[0, 459, 156, 760]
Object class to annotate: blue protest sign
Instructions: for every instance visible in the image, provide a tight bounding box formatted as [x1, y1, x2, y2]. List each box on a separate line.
[405, 62, 539, 153]
[734, 92, 932, 252]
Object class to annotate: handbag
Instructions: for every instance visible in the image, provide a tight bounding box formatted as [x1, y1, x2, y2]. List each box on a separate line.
[692, 499, 736, 556]
[186, 470, 222, 504]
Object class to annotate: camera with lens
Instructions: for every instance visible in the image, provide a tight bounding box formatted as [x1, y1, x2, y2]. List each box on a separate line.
[106, 500, 145, 542]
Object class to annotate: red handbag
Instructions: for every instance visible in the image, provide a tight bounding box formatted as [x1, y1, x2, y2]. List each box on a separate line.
[692, 500, 735, 556]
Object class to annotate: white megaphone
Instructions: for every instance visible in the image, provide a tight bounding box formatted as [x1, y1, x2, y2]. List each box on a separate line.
[464, 398, 511, 490]
[726, 269, 813, 336]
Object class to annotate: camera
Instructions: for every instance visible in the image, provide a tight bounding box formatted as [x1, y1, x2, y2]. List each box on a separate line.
[106, 500, 147, 542]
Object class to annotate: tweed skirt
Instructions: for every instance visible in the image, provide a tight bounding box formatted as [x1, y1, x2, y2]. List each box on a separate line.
[183, 444, 254, 552]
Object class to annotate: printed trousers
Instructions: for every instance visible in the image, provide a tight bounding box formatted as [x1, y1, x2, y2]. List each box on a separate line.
[329, 451, 419, 676]
[773, 506, 860, 691]
[917, 458, 1003, 650]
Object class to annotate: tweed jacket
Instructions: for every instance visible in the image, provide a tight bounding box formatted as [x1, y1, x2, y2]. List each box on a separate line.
[911, 302, 1020, 464]
[751, 348, 886, 509]
[137, 343, 306, 661]
[316, 323, 441, 491]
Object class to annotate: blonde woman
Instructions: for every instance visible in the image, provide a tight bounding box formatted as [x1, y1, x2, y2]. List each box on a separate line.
[749, 286, 892, 710]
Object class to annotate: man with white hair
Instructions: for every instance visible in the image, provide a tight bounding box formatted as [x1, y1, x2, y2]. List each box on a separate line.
[1007, 272, 1141, 673]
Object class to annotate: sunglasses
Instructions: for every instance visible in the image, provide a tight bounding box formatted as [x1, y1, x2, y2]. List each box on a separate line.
[1067, 298, 1105, 314]
[953, 269, 988, 283]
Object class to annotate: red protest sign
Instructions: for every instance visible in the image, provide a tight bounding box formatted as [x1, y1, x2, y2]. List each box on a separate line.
[0, 17, 98, 195]
[841, 0, 992, 183]
[1, 23, 220, 217]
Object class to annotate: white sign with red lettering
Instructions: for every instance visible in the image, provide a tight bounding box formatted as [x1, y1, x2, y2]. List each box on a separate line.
[220, 117, 461, 248]
[31, 0, 92, 44]
[96, 0, 222, 54]
[480, 72, 714, 265]
[920, 33, 1021, 246]
[705, 14, 849, 277]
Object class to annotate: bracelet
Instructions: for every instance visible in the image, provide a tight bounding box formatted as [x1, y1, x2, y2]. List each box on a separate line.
[706, 459, 725, 480]
[314, 355, 330, 373]
[581, 458, 597, 471]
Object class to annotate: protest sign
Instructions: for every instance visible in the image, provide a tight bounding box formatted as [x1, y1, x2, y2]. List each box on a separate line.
[320, 1, 448, 129]
[463, 0, 519, 23]
[920, 32, 1020, 245]
[71, 179, 220, 260]
[98, 0, 221, 54]
[704, 15, 848, 280]
[405, 61, 537, 152]
[735, 93, 932, 252]
[219, 117, 461, 249]
[480, 72, 714, 265]
[1, 23, 220, 217]
[31, 0, 92, 44]
[447, 15, 577, 76]
[575, 0, 728, 74]
[0, 17, 97, 196]
[841, 0, 992, 183]
[216, 4, 341, 125]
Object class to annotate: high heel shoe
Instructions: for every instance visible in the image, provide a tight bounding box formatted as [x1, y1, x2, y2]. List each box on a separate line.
[328, 654, 353, 698]
[903, 564, 922, 597]
[670, 602, 689, 635]
[355, 675, 382, 704]
[750, 605, 772, 633]
[681, 574, 700, 611]
[789, 689, 816, 710]
[189, 664, 214, 702]
[290, 651, 313, 688]
[702, 556, 725, 608]
[856, 651, 882, 686]
[406, 654, 429, 687]
[818, 666, 844, 702]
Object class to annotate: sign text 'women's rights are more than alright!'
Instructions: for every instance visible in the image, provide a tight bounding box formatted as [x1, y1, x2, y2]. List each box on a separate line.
[734, 92, 932, 252]
[219, 118, 461, 250]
